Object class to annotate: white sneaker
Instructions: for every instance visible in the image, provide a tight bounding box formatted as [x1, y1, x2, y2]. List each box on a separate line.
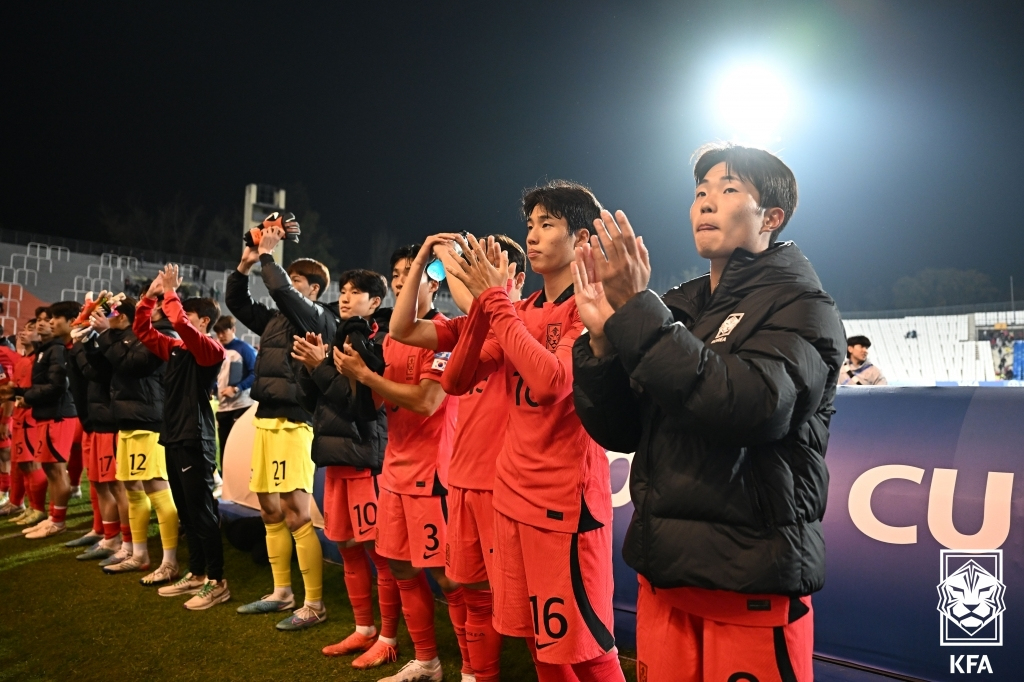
[70, 486, 82, 499]
[377, 658, 443, 682]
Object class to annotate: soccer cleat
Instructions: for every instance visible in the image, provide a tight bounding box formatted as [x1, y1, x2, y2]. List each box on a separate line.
[0, 492, 7, 507]
[158, 573, 206, 597]
[25, 522, 66, 539]
[70, 486, 82, 499]
[23, 518, 53, 535]
[103, 554, 150, 574]
[8, 506, 33, 524]
[462, 675, 477, 682]
[236, 594, 296, 614]
[15, 509, 47, 527]
[351, 640, 399, 670]
[140, 562, 180, 586]
[77, 544, 116, 561]
[377, 658, 443, 682]
[65, 532, 103, 548]
[276, 604, 327, 631]
[98, 545, 132, 568]
[0, 501, 23, 517]
[183, 580, 231, 610]
[322, 631, 378, 657]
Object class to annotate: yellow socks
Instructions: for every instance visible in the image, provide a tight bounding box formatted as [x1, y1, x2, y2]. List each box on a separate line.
[147, 488, 179, 558]
[292, 521, 323, 602]
[126, 490, 151, 554]
[265, 521, 294, 590]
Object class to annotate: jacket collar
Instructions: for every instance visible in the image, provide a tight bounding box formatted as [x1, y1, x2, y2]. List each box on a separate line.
[533, 284, 574, 307]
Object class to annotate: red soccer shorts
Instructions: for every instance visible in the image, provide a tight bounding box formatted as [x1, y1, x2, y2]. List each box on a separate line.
[635, 576, 814, 682]
[491, 510, 616, 665]
[374, 487, 447, 568]
[0, 416, 12, 450]
[445, 486, 494, 585]
[11, 412, 36, 464]
[82, 432, 118, 483]
[323, 469, 379, 543]
[34, 418, 79, 465]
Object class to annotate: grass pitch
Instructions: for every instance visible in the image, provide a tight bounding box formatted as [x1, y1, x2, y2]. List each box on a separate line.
[0, 483, 637, 682]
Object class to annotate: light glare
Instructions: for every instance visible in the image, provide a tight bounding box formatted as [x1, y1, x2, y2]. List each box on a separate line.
[713, 63, 792, 147]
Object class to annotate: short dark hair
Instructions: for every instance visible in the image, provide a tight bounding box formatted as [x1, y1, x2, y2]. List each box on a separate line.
[338, 269, 387, 301]
[390, 245, 419, 272]
[182, 297, 221, 325]
[286, 258, 330, 294]
[492, 234, 526, 276]
[847, 335, 871, 348]
[521, 180, 602, 236]
[693, 143, 798, 244]
[35, 305, 49, 318]
[212, 315, 235, 334]
[116, 296, 137, 323]
[48, 300, 82, 321]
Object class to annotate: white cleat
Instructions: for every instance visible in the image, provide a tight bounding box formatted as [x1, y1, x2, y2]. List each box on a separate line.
[22, 518, 53, 535]
[26, 522, 66, 539]
[377, 658, 444, 682]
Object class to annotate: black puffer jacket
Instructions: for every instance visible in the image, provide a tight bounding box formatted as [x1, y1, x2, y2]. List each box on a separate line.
[21, 338, 77, 421]
[573, 242, 845, 596]
[99, 319, 177, 432]
[70, 334, 117, 433]
[225, 254, 337, 424]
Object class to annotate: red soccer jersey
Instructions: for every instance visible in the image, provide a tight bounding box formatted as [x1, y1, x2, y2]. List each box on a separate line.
[13, 351, 34, 389]
[380, 318, 458, 496]
[443, 286, 612, 534]
[0, 346, 17, 385]
[434, 316, 508, 491]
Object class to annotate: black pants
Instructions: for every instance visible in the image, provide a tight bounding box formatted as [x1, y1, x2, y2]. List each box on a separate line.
[165, 444, 224, 581]
[216, 408, 247, 473]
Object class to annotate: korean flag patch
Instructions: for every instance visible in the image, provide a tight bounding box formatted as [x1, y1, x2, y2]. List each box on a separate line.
[431, 352, 451, 372]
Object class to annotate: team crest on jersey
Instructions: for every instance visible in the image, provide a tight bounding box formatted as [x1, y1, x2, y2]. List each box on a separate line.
[937, 549, 1006, 645]
[545, 323, 562, 352]
[711, 313, 744, 344]
[431, 352, 451, 372]
[406, 356, 416, 379]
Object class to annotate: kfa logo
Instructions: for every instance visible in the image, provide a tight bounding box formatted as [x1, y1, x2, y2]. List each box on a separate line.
[545, 323, 561, 352]
[711, 313, 743, 344]
[937, 550, 1005, 646]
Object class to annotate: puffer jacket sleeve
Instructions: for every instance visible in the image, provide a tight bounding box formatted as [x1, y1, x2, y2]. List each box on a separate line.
[296, 366, 321, 415]
[78, 332, 113, 382]
[260, 255, 337, 339]
[226, 269, 274, 336]
[604, 290, 833, 444]
[24, 347, 68, 407]
[572, 334, 643, 453]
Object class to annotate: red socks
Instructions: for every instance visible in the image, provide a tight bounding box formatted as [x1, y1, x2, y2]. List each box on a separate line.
[527, 638, 580, 682]
[571, 651, 625, 681]
[103, 521, 120, 541]
[368, 547, 400, 639]
[396, 571, 437, 661]
[28, 469, 48, 511]
[340, 545, 374, 627]
[52, 505, 67, 525]
[0, 471, 9, 493]
[68, 445, 83, 487]
[90, 485, 103, 534]
[445, 587, 472, 674]
[121, 523, 132, 544]
[9, 467, 25, 506]
[464, 588, 502, 682]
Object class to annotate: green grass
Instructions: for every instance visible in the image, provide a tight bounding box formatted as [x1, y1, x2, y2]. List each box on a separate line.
[0, 483, 637, 681]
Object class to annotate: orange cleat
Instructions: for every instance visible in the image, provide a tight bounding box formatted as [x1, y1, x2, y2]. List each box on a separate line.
[321, 630, 378, 657]
[350, 638, 399, 669]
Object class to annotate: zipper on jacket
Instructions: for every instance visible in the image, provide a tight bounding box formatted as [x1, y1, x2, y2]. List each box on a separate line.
[746, 456, 777, 530]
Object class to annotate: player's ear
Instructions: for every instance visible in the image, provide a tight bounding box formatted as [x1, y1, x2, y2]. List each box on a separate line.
[514, 271, 526, 291]
[369, 296, 382, 314]
[309, 282, 321, 301]
[573, 228, 591, 248]
[760, 207, 785, 235]
[427, 278, 439, 295]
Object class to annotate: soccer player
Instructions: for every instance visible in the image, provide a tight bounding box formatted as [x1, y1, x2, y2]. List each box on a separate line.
[441, 181, 625, 681]
[0, 337, 18, 513]
[212, 315, 256, 469]
[291, 269, 401, 669]
[388, 234, 527, 682]
[98, 296, 181, 583]
[135, 265, 231, 609]
[67, 299, 130, 560]
[7, 319, 48, 527]
[2, 302, 82, 540]
[226, 220, 336, 630]
[333, 245, 461, 682]
[571, 144, 845, 682]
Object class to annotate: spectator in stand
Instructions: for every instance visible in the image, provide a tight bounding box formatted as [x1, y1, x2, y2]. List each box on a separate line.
[839, 335, 887, 385]
[0, 291, 6, 315]
[213, 315, 256, 470]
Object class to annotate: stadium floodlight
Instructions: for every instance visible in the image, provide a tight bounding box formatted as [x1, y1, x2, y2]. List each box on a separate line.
[712, 62, 793, 147]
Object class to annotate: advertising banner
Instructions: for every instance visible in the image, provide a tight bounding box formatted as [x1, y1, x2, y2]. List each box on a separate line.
[608, 387, 1024, 680]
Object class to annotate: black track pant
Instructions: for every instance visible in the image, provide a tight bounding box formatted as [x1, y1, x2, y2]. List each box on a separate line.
[165, 444, 224, 581]
[216, 408, 247, 473]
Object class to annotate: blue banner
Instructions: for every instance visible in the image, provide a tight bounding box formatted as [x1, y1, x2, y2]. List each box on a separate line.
[608, 387, 1024, 680]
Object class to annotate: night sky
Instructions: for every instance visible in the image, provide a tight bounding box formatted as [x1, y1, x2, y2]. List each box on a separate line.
[4, 1, 1024, 311]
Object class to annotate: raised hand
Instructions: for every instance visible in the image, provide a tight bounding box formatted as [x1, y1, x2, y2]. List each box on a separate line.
[445, 233, 508, 298]
[590, 209, 651, 310]
[290, 333, 326, 372]
[572, 244, 616, 346]
[160, 264, 182, 294]
[334, 342, 372, 382]
[257, 225, 285, 256]
[145, 274, 165, 299]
